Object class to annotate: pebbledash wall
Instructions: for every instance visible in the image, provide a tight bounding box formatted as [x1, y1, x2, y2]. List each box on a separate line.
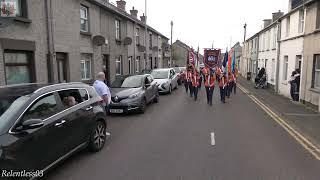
[300, 1, 320, 109]
[0, 0, 170, 86]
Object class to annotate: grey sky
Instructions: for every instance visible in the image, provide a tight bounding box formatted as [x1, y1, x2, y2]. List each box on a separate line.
[111, 0, 288, 52]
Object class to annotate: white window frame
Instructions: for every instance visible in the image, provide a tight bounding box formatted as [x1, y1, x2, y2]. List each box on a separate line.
[298, 9, 305, 33]
[136, 28, 140, 45]
[313, 55, 320, 89]
[80, 5, 89, 32]
[286, 17, 290, 37]
[271, 59, 275, 82]
[128, 56, 132, 74]
[115, 20, 120, 40]
[283, 56, 289, 81]
[116, 55, 122, 75]
[135, 56, 140, 73]
[80, 54, 92, 80]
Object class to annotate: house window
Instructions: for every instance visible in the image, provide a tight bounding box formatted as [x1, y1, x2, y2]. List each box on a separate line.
[4, 50, 33, 85]
[0, 0, 28, 18]
[115, 20, 121, 40]
[271, 59, 275, 82]
[298, 9, 305, 33]
[296, 55, 302, 70]
[316, 2, 320, 29]
[128, 56, 132, 74]
[136, 28, 140, 45]
[135, 56, 140, 73]
[80, 5, 89, 32]
[286, 17, 290, 37]
[267, 31, 270, 50]
[149, 33, 152, 48]
[273, 28, 277, 49]
[283, 56, 289, 81]
[80, 53, 92, 80]
[312, 55, 320, 89]
[116, 55, 122, 75]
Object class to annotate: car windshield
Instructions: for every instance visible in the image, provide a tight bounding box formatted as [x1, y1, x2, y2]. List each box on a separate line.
[173, 67, 181, 73]
[151, 70, 169, 79]
[112, 76, 143, 88]
[0, 95, 30, 133]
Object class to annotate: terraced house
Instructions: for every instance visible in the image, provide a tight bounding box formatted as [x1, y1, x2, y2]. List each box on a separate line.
[0, 0, 170, 86]
[241, 0, 320, 111]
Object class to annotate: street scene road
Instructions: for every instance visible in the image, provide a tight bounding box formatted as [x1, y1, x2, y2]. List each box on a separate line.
[44, 85, 320, 180]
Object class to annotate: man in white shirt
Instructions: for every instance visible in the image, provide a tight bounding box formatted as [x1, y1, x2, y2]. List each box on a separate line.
[93, 72, 111, 111]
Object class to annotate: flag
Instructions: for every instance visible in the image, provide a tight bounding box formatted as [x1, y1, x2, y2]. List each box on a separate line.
[231, 49, 236, 73]
[222, 50, 228, 68]
[227, 49, 233, 73]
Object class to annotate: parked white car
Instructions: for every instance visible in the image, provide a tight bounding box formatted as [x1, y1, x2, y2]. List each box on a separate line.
[150, 68, 179, 94]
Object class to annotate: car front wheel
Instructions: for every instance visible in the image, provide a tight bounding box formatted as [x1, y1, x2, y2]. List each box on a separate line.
[139, 98, 147, 113]
[168, 85, 172, 94]
[89, 121, 106, 152]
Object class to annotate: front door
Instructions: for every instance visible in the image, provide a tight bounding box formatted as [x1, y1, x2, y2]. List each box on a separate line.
[56, 53, 68, 83]
[103, 55, 110, 86]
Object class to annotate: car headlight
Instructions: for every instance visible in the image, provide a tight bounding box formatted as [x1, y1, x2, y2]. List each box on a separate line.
[129, 92, 142, 99]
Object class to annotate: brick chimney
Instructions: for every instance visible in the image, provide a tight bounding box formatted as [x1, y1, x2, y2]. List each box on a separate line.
[263, 19, 272, 28]
[116, 0, 126, 11]
[272, 10, 284, 22]
[140, 13, 146, 23]
[130, 7, 138, 18]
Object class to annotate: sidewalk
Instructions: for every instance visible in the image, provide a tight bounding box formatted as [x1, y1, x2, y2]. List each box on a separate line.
[238, 76, 320, 149]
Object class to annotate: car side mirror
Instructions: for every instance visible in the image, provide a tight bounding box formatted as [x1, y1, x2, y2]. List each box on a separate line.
[21, 119, 44, 130]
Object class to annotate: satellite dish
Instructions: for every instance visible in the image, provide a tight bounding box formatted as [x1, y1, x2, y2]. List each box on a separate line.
[0, 18, 14, 28]
[92, 35, 105, 46]
[138, 45, 146, 52]
[123, 37, 132, 45]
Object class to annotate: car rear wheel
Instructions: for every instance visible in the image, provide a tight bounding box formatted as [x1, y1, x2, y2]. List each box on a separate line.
[139, 98, 147, 113]
[89, 121, 106, 152]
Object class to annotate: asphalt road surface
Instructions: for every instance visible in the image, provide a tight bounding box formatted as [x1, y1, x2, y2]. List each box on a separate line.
[44, 85, 320, 180]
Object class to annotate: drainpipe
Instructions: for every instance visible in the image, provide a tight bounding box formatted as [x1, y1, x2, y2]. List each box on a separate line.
[45, 0, 55, 83]
[275, 21, 281, 93]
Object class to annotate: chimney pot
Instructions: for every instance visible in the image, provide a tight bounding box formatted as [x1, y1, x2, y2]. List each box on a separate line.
[130, 6, 138, 18]
[140, 13, 146, 22]
[116, 0, 126, 11]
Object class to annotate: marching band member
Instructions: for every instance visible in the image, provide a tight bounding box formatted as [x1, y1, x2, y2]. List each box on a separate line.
[204, 68, 216, 106]
[191, 69, 200, 101]
[227, 72, 234, 98]
[219, 71, 228, 103]
[184, 67, 191, 93]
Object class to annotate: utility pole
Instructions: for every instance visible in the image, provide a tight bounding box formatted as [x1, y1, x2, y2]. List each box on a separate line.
[170, 20, 173, 67]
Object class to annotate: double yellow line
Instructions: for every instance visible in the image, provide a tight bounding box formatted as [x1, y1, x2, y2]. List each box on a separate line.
[238, 84, 320, 160]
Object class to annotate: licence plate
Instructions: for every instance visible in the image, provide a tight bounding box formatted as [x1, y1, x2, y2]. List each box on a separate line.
[110, 109, 124, 113]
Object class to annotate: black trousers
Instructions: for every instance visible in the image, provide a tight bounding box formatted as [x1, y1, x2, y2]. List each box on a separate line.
[189, 82, 194, 97]
[205, 87, 214, 105]
[184, 81, 189, 93]
[220, 87, 226, 103]
[229, 82, 234, 93]
[199, 77, 202, 89]
[193, 86, 198, 101]
[225, 85, 230, 98]
[233, 82, 237, 94]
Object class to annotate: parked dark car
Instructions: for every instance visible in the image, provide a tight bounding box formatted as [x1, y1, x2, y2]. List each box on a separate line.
[109, 74, 159, 114]
[0, 83, 108, 179]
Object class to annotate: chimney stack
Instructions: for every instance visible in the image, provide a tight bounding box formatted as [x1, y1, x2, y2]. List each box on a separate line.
[116, 0, 126, 11]
[263, 19, 272, 28]
[130, 7, 138, 18]
[140, 13, 146, 23]
[272, 10, 284, 22]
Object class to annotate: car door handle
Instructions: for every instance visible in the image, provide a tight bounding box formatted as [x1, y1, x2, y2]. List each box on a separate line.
[55, 120, 66, 127]
[85, 106, 93, 111]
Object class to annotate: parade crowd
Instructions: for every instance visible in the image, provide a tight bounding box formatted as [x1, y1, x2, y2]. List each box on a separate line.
[183, 64, 239, 106]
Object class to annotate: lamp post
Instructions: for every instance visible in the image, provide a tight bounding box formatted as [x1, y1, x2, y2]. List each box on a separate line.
[243, 23, 247, 43]
[170, 20, 173, 67]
